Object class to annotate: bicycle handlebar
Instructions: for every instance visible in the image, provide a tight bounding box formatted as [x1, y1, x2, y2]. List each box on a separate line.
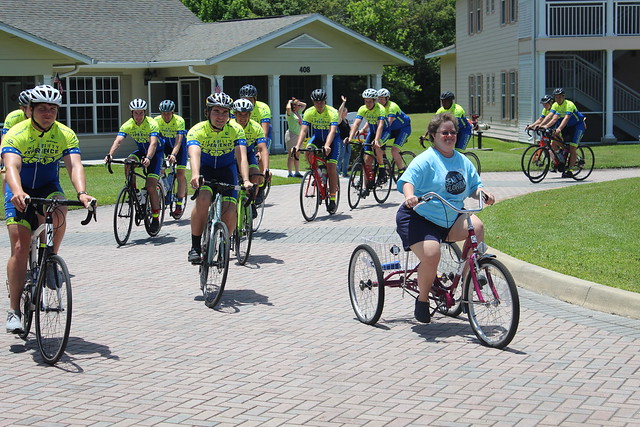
[416, 191, 486, 214]
[25, 197, 97, 225]
[105, 157, 144, 175]
[190, 176, 243, 200]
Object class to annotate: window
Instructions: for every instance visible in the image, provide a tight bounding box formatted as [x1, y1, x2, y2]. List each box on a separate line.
[60, 76, 120, 134]
[486, 0, 495, 14]
[469, 74, 483, 116]
[501, 0, 517, 24]
[500, 71, 517, 120]
[491, 74, 495, 104]
[469, 75, 476, 114]
[469, 0, 483, 34]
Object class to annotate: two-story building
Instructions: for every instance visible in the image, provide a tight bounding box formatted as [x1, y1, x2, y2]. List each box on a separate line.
[427, 0, 640, 143]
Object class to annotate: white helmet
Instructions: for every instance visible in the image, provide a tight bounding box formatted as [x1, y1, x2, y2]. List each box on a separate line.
[377, 88, 391, 98]
[362, 88, 378, 99]
[129, 98, 148, 111]
[232, 98, 254, 112]
[30, 85, 62, 106]
[206, 92, 233, 109]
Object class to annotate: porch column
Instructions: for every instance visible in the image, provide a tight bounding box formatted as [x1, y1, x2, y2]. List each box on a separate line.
[602, 49, 616, 143]
[372, 74, 382, 90]
[322, 75, 334, 105]
[215, 75, 224, 92]
[268, 74, 283, 153]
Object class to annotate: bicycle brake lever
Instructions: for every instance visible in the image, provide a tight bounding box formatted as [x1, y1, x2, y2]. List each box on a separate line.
[81, 199, 97, 225]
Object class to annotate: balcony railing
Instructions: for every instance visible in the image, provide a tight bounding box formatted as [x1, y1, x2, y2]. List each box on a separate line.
[546, 1, 640, 36]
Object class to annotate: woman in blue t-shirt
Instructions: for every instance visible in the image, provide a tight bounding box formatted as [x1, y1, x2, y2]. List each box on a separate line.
[396, 112, 496, 324]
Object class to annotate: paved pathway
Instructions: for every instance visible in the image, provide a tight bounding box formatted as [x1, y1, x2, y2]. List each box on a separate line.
[0, 169, 638, 425]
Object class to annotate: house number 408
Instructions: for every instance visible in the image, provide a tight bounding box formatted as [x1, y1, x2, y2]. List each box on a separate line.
[299, 66, 311, 73]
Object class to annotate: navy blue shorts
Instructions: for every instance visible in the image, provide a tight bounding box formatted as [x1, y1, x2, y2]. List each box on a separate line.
[395, 204, 456, 251]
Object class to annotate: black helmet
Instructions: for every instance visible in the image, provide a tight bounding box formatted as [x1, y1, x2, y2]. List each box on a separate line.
[159, 100, 175, 112]
[440, 91, 455, 100]
[310, 89, 327, 101]
[540, 95, 553, 104]
[552, 87, 565, 95]
[239, 84, 258, 98]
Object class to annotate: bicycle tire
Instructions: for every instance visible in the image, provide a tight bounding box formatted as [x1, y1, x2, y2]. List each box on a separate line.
[113, 186, 133, 246]
[235, 199, 253, 265]
[392, 150, 416, 183]
[35, 254, 72, 365]
[144, 183, 166, 236]
[463, 151, 482, 175]
[299, 170, 320, 221]
[435, 242, 464, 317]
[572, 145, 595, 181]
[464, 257, 519, 349]
[169, 176, 187, 220]
[526, 147, 551, 183]
[520, 145, 539, 176]
[263, 172, 272, 200]
[201, 222, 230, 308]
[252, 200, 265, 232]
[18, 283, 34, 340]
[373, 159, 392, 203]
[348, 244, 385, 325]
[347, 162, 364, 209]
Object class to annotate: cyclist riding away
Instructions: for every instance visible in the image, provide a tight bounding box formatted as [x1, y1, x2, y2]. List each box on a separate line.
[186, 92, 253, 264]
[538, 88, 586, 178]
[239, 84, 271, 204]
[345, 88, 387, 188]
[396, 112, 495, 324]
[104, 98, 162, 233]
[377, 88, 412, 176]
[155, 99, 187, 218]
[435, 91, 472, 151]
[231, 98, 268, 207]
[2, 85, 95, 333]
[292, 88, 341, 213]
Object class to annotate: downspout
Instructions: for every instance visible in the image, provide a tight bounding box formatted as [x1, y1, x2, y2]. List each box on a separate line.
[59, 65, 80, 79]
[188, 65, 215, 86]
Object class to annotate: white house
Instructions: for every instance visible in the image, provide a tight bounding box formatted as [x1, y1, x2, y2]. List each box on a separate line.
[0, 0, 412, 158]
[426, 0, 640, 143]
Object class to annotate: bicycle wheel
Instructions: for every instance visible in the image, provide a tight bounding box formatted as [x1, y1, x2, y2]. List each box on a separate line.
[464, 257, 519, 349]
[463, 151, 482, 175]
[235, 200, 253, 265]
[526, 147, 550, 183]
[572, 145, 595, 181]
[262, 172, 272, 200]
[392, 150, 416, 183]
[113, 186, 133, 246]
[169, 177, 187, 220]
[347, 162, 364, 209]
[252, 200, 265, 232]
[435, 242, 464, 317]
[201, 222, 230, 308]
[520, 145, 539, 176]
[373, 159, 392, 203]
[35, 255, 72, 365]
[18, 283, 34, 340]
[144, 183, 166, 236]
[299, 170, 320, 221]
[348, 244, 385, 325]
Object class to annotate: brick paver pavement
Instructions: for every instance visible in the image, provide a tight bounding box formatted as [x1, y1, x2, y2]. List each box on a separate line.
[1, 169, 638, 425]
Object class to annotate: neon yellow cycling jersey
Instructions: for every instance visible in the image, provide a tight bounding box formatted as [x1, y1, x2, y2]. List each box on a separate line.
[117, 117, 160, 151]
[540, 107, 551, 118]
[356, 103, 386, 126]
[302, 105, 339, 130]
[1, 119, 81, 188]
[154, 114, 186, 143]
[187, 120, 246, 168]
[231, 118, 266, 150]
[2, 109, 27, 134]
[251, 101, 271, 124]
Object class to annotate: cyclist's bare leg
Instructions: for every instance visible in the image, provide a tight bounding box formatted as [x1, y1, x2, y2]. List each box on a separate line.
[568, 145, 577, 169]
[190, 190, 212, 237]
[409, 239, 441, 302]
[221, 200, 237, 236]
[6, 224, 31, 311]
[326, 162, 339, 196]
[145, 176, 160, 211]
[50, 203, 68, 254]
[391, 145, 404, 170]
[176, 168, 187, 199]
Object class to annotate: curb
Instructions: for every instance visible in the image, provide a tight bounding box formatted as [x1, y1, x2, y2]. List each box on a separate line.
[491, 247, 640, 320]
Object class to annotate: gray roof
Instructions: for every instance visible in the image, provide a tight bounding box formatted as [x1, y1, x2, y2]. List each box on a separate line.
[0, 1, 412, 66]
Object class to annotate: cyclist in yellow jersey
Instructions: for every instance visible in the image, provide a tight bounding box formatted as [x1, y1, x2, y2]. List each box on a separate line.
[526, 95, 554, 132]
[105, 98, 162, 233]
[377, 88, 412, 175]
[292, 88, 341, 213]
[186, 92, 253, 264]
[2, 85, 94, 333]
[2, 90, 33, 193]
[231, 99, 268, 195]
[345, 88, 387, 188]
[155, 100, 187, 218]
[436, 91, 473, 150]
